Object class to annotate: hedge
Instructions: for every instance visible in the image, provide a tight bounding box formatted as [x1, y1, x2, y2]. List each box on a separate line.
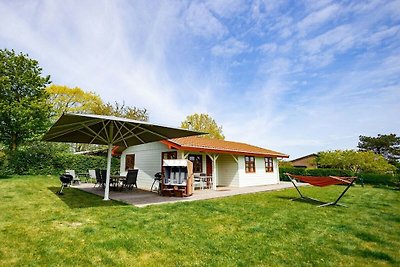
[0, 148, 120, 176]
[279, 167, 400, 186]
[279, 167, 354, 181]
[358, 173, 400, 186]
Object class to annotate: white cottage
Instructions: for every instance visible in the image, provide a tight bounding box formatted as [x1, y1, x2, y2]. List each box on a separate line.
[119, 136, 289, 190]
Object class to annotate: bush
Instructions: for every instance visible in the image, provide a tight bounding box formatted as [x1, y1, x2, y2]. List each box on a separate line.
[358, 173, 400, 186]
[0, 142, 120, 176]
[279, 167, 354, 182]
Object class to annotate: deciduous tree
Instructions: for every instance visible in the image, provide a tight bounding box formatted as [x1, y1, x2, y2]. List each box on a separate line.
[317, 150, 396, 173]
[47, 85, 149, 122]
[181, 113, 225, 139]
[46, 85, 102, 118]
[91, 101, 149, 121]
[0, 49, 51, 151]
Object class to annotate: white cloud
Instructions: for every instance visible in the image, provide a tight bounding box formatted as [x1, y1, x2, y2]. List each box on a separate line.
[365, 25, 400, 46]
[205, 0, 247, 18]
[184, 2, 227, 39]
[259, 43, 278, 54]
[211, 37, 249, 57]
[297, 4, 341, 36]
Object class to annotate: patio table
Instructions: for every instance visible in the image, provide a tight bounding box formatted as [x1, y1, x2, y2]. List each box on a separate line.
[110, 175, 126, 189]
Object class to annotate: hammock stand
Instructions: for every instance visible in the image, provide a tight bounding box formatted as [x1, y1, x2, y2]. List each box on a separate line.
[285, 173, 357, 207]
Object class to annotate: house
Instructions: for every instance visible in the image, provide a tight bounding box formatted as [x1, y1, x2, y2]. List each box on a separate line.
[119, 136, 289, 190]
[290, 153, 318, 168]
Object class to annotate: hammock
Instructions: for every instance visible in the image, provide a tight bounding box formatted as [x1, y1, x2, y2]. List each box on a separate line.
[285, 173, 357, 207]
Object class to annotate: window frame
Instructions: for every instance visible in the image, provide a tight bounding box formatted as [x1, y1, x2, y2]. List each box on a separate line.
[188, 154, 203, 173]
[125, 154, 135, 171]
[264, 157, 273, 172]
[161, 151, 177, 171]
[245, 156, 256, 173]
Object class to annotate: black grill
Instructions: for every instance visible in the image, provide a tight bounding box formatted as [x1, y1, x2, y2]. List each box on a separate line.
[57, 174, 73, 195]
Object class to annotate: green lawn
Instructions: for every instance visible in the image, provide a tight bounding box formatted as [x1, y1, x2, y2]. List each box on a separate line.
[0, 176, 399, 266]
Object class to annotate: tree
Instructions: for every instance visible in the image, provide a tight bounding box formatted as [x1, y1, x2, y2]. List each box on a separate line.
[91, 101, 149, 121]
[0, 49, 51, 151]
[46, 85, 103, 118]
[46, 85, 149, 122]
[181, 113, 225, 139]
[358, 134, 400, 164]
[317, 150, 396, 173]
[47, 85, 149, 152]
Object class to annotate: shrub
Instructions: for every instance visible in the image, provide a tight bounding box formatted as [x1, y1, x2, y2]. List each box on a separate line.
[279, 167, 306, 181]
[0, 142, 120, 176]
[279, 167, 354, 182]
[358, 173, 400, 186]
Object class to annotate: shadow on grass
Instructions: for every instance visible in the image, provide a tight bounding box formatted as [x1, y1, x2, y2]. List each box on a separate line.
[48, 186, 128, 209]
[338, 246, 396, 264]
[0, 175, 12, 180]
[372, 184, 400, 191]
[276, 195, 328, 206]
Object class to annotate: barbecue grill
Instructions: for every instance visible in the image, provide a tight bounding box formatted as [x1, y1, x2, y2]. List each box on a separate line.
[57, 174, 73, 195]
[151, 172, 163, 194]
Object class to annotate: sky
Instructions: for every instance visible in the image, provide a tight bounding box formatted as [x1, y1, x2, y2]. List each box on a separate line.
[1, 0, 399, 159]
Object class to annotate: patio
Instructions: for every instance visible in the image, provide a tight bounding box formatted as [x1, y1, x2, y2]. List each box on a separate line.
[73, 182, 305, 207]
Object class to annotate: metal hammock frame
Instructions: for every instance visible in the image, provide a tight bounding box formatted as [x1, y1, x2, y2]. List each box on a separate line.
[285, 173, 357, 207]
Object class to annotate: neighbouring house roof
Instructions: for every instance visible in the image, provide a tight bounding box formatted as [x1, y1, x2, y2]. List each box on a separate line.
[160, 136, 289, 158]
[290, 153, 318, 162]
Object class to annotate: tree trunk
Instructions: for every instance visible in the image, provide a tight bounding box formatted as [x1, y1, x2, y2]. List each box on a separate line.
[11, 133, 17, 152]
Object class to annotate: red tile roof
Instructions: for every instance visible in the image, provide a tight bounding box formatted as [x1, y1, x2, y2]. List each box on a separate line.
[161, 136, 289, 158]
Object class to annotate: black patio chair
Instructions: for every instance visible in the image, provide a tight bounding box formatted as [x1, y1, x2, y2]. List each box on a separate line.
[94, 169, 104, 188]
[121, 169, 138, 191]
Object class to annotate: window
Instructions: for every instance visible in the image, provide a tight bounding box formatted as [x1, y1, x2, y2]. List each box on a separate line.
[162, 151, 177, 160]
[161, 151, 177, 171]
[125, 154, 135, 170]
[188, 154, 203, 173]
[245, 156, 255, 173]
[265, 157, 273, 172]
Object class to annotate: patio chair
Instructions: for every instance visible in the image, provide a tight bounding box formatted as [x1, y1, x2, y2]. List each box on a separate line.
[193, 173, 205, 190]
[65, 170, 80, 184]
[121, 169, 138, 191]
[94, 169, 104, 188]
[88, 169, 96, 182]
[99, 169, 116, 187]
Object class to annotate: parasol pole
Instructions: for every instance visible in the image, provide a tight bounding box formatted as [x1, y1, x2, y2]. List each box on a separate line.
[104, 123, 114, 201]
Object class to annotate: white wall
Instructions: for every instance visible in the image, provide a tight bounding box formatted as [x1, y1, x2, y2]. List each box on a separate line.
[120, 142, 175, 190]
[237, 156, 280, 187]
[217, 154, 239, 187]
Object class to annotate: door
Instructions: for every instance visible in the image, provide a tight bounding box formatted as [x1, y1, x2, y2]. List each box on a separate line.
[206, 156, 212, 176]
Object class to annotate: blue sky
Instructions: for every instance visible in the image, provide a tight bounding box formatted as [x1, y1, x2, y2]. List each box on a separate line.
[1, 0, 399, 159]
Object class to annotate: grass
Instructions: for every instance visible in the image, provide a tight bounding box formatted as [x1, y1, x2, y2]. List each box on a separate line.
[0, 175, 399, 266]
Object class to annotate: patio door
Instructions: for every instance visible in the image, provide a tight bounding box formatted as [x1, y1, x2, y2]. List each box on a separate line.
[206, 156, 212, 176]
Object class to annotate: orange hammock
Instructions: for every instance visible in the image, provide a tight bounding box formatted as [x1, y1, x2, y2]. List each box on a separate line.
[285, 173, 357, 207]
